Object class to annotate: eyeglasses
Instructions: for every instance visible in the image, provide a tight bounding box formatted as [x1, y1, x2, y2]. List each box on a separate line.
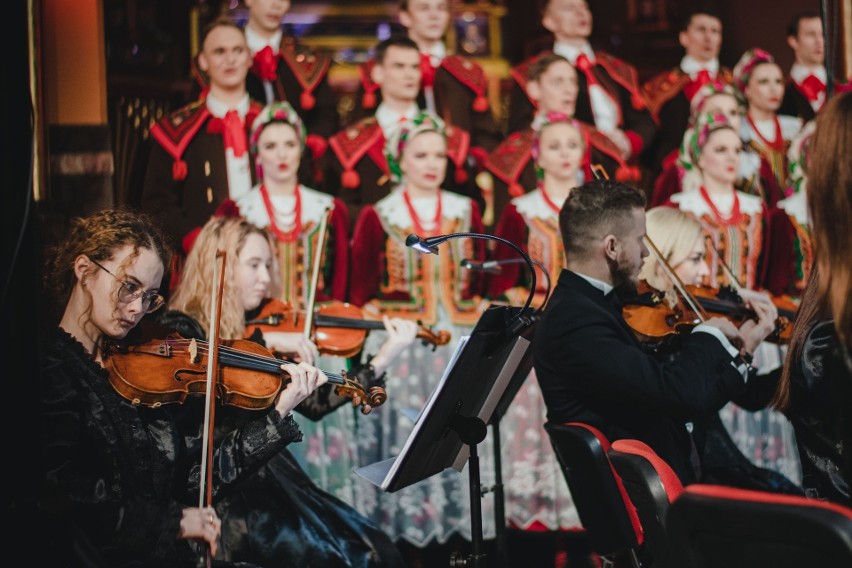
[90, 259, 165, 313]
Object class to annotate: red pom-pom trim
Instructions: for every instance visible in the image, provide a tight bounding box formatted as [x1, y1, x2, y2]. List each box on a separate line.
[300, 91, 315, 111]
[473, 95, 488, 113]
[172, 159, 188, 181]
[342, 169, 360, 189]
[182, 226, 202, 255]
[616, 165, 641, 182]
[362, 91, 376, 109]
[508, 183, 525, 198]
[306, 134, 328, 160]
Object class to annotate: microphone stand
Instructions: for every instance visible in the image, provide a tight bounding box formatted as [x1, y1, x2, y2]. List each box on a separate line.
[461, 257, 553, 315]
[407, 232, 536, 568]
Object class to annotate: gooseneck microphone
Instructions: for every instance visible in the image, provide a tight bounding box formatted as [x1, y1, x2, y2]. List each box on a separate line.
[405, 232, 536, 335]
[460, 257, 552, 314]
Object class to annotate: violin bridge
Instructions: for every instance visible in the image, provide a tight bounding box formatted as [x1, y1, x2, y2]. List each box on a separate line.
[188, 338, 200, 363]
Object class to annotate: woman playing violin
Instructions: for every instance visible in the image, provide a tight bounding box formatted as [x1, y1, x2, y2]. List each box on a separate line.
[37, 209, 323, 567]
[637, 206, 802, 494]
[664, 112, 804, 486]
[159, 214, 409, 567]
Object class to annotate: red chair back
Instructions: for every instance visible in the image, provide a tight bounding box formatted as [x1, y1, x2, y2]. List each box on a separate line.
[668, 484, 852, 567]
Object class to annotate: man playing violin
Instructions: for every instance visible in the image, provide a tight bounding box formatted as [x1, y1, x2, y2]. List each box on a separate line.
[158, 213, 413, 567]
[534, 180, 795, 488]
[37, 209, 327, 567]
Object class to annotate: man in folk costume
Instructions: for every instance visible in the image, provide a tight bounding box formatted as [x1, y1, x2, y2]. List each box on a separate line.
[142, 18, 262, 264]
[641, 8, 733, 177]
[506, 0, 655, 167]
[349, 0, 502, 167]
[325, 36, 482, 223]
[190, 0, 339, 188]
[484, 53, 638, 229]
[779, 11, 827, 122]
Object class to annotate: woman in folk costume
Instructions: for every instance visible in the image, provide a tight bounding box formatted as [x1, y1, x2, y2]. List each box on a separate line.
[649, 82, 775, 208]
[667, 111, 803, 486]
[734, 48, 803, 208]
[769, 119, 816, 297]
[347, 111, 492, 548]
[488, 112, 584, 539]
[235, 101, 419, 507]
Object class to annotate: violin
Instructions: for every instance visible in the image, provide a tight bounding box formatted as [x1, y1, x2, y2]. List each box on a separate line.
[684, 284, 795, 344]
[103, 331, 387, 414]
[621, 281, 702, 343]
[245, 297, 451, 357]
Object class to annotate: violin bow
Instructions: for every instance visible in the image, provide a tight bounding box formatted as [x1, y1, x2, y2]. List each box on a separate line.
[197, 249, 226, 567]
[703, 234, 745, 292]
[643, 235, 708, 322]
[302, 207, 332, 341]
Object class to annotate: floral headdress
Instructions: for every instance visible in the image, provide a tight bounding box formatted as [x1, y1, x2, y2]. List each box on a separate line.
[787, 119, 816, 195]
[689, 82, 739, 126]
[732, 48, 775, 102]
[678, 111, 737, 173]
[530, 111, 587, 186]
[384, 111, 446, 186]
[249, 101, 307, 155]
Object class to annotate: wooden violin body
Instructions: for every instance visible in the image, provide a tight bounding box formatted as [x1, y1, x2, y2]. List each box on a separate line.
[246, 298, 451, 357]
[622, 282, 701, 344]
[104, 331, 387, 413]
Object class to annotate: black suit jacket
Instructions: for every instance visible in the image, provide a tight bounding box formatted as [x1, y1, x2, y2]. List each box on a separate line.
[534, 270, 750, 483]
[779, 82, 817, 122]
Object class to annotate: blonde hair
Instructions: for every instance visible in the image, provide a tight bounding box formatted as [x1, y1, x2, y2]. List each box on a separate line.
[640, 207, 704, 304]
[168, 217, 280, 340]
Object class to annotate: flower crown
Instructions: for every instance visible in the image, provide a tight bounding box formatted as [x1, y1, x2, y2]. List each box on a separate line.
[732, 48, 775, 101]
[530, 111, 586, 184]
[689, 82, 739, 126]
[679, 112, 737, 172]
[249, 101, 307, 155]
[384, 111, 446, 186]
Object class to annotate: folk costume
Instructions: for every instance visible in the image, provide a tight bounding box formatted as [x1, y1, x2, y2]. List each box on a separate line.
[236, 102, 360, 507]
[350, 43, 502, 166]
[346, 114, 492, 546]
[734, 49, 804, 207]
[779, 63, 828, 122]
[667, 116, 803, 487]
[483, 118, 636, 229]
[326, 103, 483, 224]
[506, 44, 656, 160]
[141, 94, 263, 256]
[641, 56, 734, 174]
[487, 120, 582, 529]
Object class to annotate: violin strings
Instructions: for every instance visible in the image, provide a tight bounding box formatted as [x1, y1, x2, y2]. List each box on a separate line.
[184, 339, 346, 384]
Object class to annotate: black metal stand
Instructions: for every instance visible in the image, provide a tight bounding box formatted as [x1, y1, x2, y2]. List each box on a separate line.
[448, 413, 489, 568]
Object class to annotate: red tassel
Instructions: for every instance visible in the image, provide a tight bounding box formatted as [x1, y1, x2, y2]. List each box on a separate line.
[616, 165, 641, 182]
[306, 134, 328, 160]
[455, 168, 468, 184]
[363, 91, 376, 109]
[172, 159, 188, 181]
[342, 169, 360, 189]
[631, 92, 646, 110]
[300, 91, 315, 111]
[508, 182, 525, 198]
[182, 227, 202, 256]
[473, 95, 488, 113]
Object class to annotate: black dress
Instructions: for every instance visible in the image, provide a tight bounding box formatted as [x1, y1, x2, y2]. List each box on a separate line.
[158, 310, 406, 568]
[787, 320, 852, 506]
[38, 327, 301, 567]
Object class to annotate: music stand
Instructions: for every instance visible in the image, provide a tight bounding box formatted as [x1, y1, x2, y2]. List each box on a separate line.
[355, 305, 536, 568]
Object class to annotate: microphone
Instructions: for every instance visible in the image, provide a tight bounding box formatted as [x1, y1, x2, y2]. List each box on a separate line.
[406, 231, 536, 335]
[459, 258, 502, 275]
[461, 257, 553, 313]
